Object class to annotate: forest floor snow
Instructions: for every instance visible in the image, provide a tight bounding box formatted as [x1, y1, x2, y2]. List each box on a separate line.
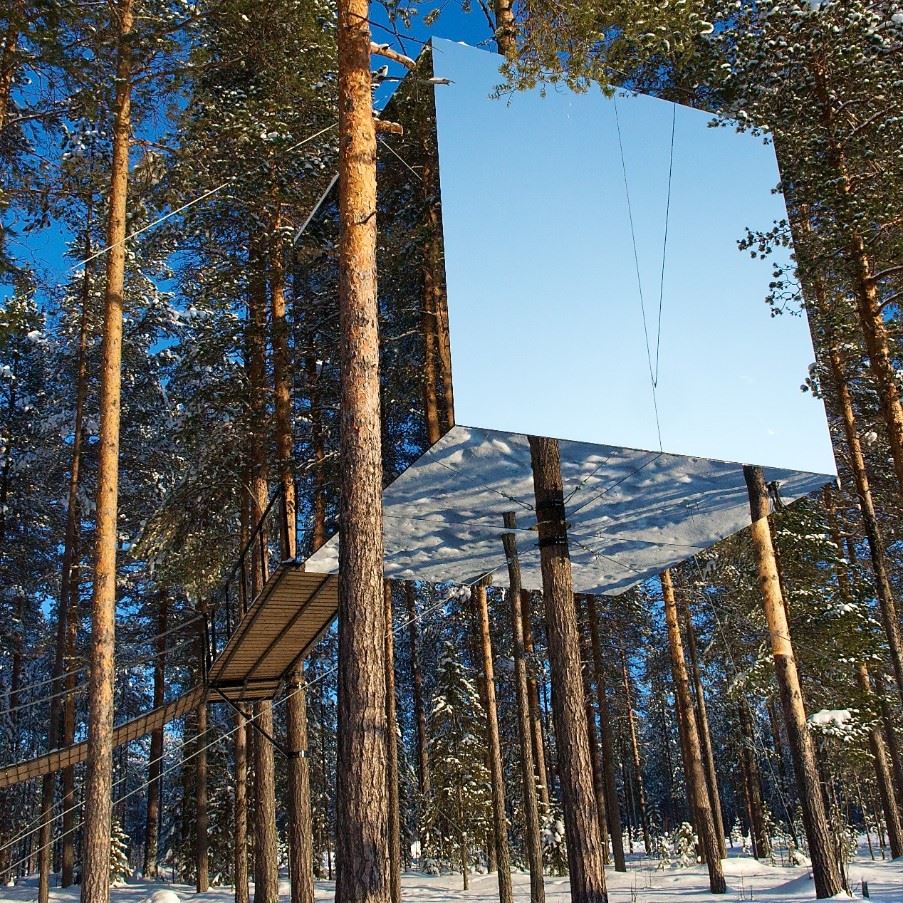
[3, 851, 903, 903]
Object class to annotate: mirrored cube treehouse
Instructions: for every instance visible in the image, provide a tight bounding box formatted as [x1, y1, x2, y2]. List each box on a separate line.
[300, 39, 837, 598]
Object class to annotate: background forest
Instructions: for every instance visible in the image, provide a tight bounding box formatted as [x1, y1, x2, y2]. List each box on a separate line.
[0, 0, 902, 899]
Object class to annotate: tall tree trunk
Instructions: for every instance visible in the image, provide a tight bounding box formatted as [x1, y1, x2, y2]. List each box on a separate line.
[807, 68, 903, 499]
[824, 347, 903, 707]
[286, 663, 315, 903]
[254, 702, 279, 903]
[680, 599, 726, 857]
[502, 514, 545, 903]
[585, 597, 625, 871]
[273, 214, 317, 903]
[579, 624, 610, 863]
[143, 594, 168, 877]
[619, 648, 650, 853]
[737, 701, 770, 860]
[405, 582, 430, 801]
[856, 665, 903, 858]
[61, 226, 92, 887]
[473, 582, 513, 903]
[661, 570, 726, 893]
[823, 486, 903, 857]
[523, 601, 551, 811]
[81, 3, 134, 900]
[61, 547, 80, 888]
[528, 435, 608, 903]
[248, 232, 279, 903]
[744, 465, 842, 898]
[335, 9, 389, 903]
[235, 712, 249, 903]
[384, 583, 402, 903]
[196, 700, 209, 892]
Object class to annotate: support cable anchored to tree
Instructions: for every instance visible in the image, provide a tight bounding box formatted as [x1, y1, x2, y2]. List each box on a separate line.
[71, 122, 338, 273]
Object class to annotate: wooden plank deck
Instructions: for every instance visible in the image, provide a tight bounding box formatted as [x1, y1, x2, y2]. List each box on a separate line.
[0, 686, 205, 789]
[206, 564, 338, 703]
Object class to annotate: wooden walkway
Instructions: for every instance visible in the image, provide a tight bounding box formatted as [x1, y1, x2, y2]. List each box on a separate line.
[207, 564, 338, 703]
[0, 686, 205, 789]
[0, 550, 339, 788]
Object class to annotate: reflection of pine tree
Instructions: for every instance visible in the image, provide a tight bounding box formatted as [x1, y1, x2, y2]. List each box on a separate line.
[110, 818, 131, 886]
[424, 643, 491, 886]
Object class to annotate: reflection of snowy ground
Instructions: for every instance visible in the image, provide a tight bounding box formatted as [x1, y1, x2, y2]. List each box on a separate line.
[4, 851, 902, 903]
[306, 424, 834, 595]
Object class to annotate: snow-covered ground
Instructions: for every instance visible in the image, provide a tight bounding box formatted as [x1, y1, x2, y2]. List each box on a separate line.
[4, 853, 902, 903]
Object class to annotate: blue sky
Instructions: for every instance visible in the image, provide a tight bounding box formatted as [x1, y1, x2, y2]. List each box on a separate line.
[2, 2, 495, 309]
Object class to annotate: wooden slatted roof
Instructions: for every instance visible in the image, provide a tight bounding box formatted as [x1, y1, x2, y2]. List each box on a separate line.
[207, 564, 338, 702]
[0, 686, 205, 790]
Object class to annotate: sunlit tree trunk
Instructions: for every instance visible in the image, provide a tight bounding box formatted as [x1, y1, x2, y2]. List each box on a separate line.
[81, 3, 134, 900]
[744, 465, 842, 898]
[335, 8, 389, 903]
[661, 570, 725, 893]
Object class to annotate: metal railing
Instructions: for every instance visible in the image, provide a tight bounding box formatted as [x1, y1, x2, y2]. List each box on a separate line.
[202, 483, 294, 675]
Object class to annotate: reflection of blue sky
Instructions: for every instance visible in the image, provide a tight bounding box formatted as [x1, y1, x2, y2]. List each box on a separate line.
[431, 38, 835, 476]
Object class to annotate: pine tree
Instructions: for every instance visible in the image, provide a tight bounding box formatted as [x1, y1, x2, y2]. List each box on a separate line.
[425, 643, 492, 886]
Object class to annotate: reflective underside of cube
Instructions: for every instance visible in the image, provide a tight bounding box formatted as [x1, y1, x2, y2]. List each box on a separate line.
[306, 424, 831, 594]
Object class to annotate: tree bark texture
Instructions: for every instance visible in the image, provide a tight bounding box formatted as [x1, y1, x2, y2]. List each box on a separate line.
[744, 465, 843, 898]
[253, 701, 279, 903]
[502, 514, 545, 903]
[661, 570, 726, 893]
[529, 435, 608, 903]
[81, 3, 133, 900]
[335, 7, 390, 903]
